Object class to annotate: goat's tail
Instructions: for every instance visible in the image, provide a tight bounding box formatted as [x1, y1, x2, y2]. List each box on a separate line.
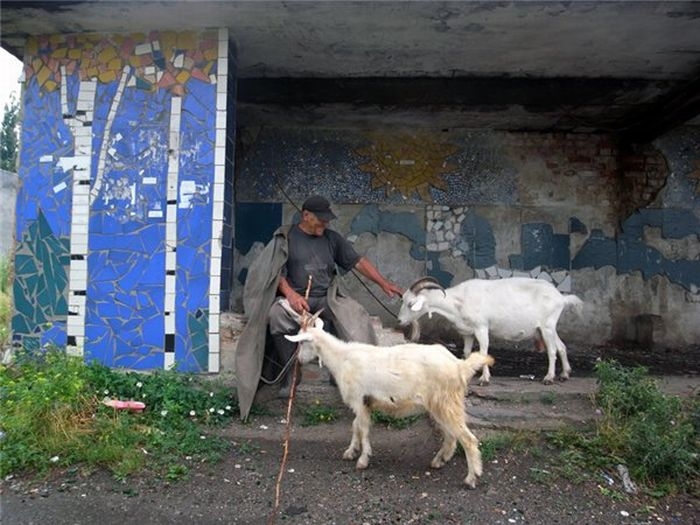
[562, 294, 584, 317]
[461, 352, 495, 383]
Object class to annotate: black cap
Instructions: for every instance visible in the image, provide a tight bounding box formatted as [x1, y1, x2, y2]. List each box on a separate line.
[301, 195, 337, 221]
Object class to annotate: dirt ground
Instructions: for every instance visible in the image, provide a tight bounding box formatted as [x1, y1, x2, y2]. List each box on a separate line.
[3, 372, 698, 525]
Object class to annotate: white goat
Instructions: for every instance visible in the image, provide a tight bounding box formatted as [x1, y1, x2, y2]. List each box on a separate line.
[397, 277, 583, 385]
[286, 312, 493, 488]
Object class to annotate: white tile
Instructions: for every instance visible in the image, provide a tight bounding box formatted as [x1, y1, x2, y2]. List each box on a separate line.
[218, 58, 228, 75]
[164, 352, 175, 370]
[165, 313, 175, 333]
[210, 275, 221, 292]
[215, 146, 225, 165]
[216, 92, 227, 111]
[135, 42, 152, 55]
[207, 352, 220, 373]
[218, 39, 228, 58]
[212, 200, 224, 221]
[214, 165, 226, 185]
[165, 292, 176, 311]
[216, 110, 226, 129]
[210, 257, 221, 277]
[67, 316, 85, 332]
[213, 182, 224, 202]
[209, 294, 220, 314]
[166, 251, 176, 270]
[216, 128, 226, 146]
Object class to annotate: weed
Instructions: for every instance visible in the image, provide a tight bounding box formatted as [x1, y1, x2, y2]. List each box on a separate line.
[479, 432, 514, 462]
[529, 467, 552, 484]
[236, 440, 259, 455]
[370, 411, 419, 429]
[301, 401, 338, 426]
[546, 360, 699, 495]
[0, 347, 235, 480]
[540, 392, 556, 405]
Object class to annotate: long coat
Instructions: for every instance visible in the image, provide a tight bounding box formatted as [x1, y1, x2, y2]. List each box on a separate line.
[232, 224, 378, 420]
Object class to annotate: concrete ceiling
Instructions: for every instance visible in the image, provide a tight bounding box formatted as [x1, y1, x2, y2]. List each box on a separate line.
[2, 1, 700, 139]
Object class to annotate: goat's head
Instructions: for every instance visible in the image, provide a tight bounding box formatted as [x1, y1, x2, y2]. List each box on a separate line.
[397, 277, 446, 341]
[285, 309, 325, 364]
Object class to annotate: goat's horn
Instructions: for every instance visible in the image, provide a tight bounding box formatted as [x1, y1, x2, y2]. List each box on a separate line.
[302, 308, 324, 329]
[407, 320, 421, 342]
[409, 276, 446, 297]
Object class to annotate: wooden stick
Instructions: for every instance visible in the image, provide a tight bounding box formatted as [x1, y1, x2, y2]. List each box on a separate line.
[268, 276, 312, 525]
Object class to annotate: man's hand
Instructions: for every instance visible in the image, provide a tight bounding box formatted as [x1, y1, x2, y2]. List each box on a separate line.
[354, 257, 404, 298]
[382, 281, 404, 298]
[278, 277, 310, 313]
[287, 291, 310, 314]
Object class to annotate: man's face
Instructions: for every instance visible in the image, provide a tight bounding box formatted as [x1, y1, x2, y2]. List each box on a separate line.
[301, 211, 330, 236]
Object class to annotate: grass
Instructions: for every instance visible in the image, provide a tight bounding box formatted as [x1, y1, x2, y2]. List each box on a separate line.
[371, 410, 420, 430]
[545, 360, 699, 496]
[301, 400, 338, 426]
[0, 346, 238, 481]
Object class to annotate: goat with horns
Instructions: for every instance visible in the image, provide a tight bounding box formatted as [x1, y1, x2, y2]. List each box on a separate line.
[397, 276, 583, 385]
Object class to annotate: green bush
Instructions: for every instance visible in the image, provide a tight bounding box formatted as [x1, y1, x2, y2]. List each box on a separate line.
[549, 360, 698, 495]
[0, 347, 237, 479]
[594, 360, 698, 490]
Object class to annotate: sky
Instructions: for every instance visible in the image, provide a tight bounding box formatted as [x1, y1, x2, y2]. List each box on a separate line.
[0, 47, 24, 113]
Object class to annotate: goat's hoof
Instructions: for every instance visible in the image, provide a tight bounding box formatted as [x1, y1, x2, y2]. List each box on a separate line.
[356, 458, 369, 470]
[430, 458, 446, 469]
[464, 476, 477, 489]
[558, 375, 570, 382]
[478, 379, 490, 387]
[343, 449, 358, 461]
[542, 377, 554, 385]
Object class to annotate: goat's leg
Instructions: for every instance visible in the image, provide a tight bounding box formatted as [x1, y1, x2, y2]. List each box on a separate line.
[539, 328, 559, 385]
[343, 415, 363, 461]
[554, 333, 572, 380]
[344, 408, 373, 469]
[429, 420, 457, 469]
[455, 424, 483, 489]
[435, 410, 482, 488]
[472, 329, 491, 385]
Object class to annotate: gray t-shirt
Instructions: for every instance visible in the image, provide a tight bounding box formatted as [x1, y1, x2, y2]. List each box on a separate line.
[283, 225, 361, 297]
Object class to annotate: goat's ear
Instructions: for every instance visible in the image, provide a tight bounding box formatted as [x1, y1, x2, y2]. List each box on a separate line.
[314, 318, 324, 330]
[285, 333, 311, 343]
[410, 295, 426, 312]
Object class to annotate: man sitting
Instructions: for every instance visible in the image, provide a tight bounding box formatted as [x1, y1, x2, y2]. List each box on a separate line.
[233, 195, 402, 419]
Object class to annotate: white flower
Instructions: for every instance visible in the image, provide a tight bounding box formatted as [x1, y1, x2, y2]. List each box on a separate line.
[50, 456, 59, 463]
[189, 410, 196, 416]
[217, 409, 225, 415]
[225, 405, 231, 411]
[209, 392, 214, 397]
[136, 382, 143, 388]
[103, 389, 109, 395]
[200, 435, 206, 440]
[160, 410, 168, 417]
[209, 407, 215, 413]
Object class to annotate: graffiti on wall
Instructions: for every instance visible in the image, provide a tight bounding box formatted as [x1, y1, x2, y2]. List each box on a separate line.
[14, 30, 232, 372]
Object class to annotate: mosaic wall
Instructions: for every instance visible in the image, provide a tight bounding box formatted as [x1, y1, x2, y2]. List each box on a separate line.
[233, 127, 700, 312]
[13, 29, 234, 372]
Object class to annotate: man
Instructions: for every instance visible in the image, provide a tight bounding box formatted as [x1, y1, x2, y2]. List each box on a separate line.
[233, 195, 403, 419]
